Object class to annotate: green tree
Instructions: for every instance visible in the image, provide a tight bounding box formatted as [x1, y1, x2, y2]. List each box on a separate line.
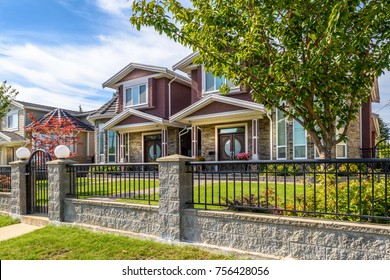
[378, 116, 389, 139]
[0, 81, 18, 120]
[131, 0, 389, 158]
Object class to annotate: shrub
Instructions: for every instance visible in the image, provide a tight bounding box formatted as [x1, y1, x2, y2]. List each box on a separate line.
[0, 175, 11, 191]
[226, 189, 283, 215]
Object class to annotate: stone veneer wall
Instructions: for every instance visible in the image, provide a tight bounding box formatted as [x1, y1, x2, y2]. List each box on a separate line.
[182, 209, 390, 260]
[167, 128, 179, 155]
[0, 193, 11, 213]
[63, 198, 160, 236]
[128, 132, 143, 163]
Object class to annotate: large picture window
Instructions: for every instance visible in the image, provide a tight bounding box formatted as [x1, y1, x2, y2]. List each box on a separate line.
[293, 119, 307, 159]
[107, 130, 116, 163]
[125, 84, 147, 106]
[276, 109, 287, 159]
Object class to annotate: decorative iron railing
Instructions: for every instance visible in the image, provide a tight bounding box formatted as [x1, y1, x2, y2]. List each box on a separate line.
[186, 159, 390, 223]
[67, 163, 159, 204]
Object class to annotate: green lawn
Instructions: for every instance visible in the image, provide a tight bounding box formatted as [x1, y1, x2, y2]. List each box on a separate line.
[0, 226, 236, 260]
[0, 214, 19, 227]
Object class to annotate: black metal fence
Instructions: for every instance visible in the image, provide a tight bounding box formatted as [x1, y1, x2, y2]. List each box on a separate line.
[0, 166, 11, 192]
[67, 163, 159, 204]
[186, 159, 390, 223]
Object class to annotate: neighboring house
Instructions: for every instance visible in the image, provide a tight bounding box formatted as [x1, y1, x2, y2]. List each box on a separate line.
[169, 52, 380, 161]
[88, 63, 192, 163]
[0, 100, 94, 164]
[25, 108, 95, 163]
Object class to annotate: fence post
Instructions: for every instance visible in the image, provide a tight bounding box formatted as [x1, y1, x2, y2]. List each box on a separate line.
[47, 159, 77, 223]
[10, 160, 28, 219]
[156, 154, 192, 242]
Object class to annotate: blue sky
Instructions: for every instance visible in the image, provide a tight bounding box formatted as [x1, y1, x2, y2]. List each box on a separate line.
[0, 0, 389, 124]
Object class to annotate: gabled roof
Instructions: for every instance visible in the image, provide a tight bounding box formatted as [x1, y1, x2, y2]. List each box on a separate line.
[0, 131, 27, 144]
[26, 108, 94, 132]
[170, 94, 266, 123]
[102, 63, 191, 89]
[102, 108, 170, 131]
[87, 95, 119, 122]
[172, 52, 199, 74]
[11, 100, 94, 117]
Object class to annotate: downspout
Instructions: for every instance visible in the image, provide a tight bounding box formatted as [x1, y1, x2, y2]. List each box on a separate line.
[266, 111, 273, 160]
[179, 126, 191, 155]
[168, 75, 178, 118]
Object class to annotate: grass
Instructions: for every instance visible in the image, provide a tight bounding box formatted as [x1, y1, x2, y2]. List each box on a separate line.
[0, 214, 19, 227]
[0, 226, 236, 260]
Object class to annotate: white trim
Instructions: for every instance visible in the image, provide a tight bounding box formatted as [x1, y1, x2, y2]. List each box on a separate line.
[293, 119, 307, 159]
[201, 66, 240, 95]
[215, 123, 248, 161]
[252, 119, 259, 160]
[170, 94, 265, 123]
[276, 109, 287, 160]
[123, 82, 148, 108]
[336, 142, 348, 159]
[6, 110, 18, 130]
[103, 63, 190, 89]
[172, 52, 199, 72]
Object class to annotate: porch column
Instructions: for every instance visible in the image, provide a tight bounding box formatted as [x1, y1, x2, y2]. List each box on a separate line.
[119, 133, 126, 163]
[252, 119, 259, 160]
[191, 125, 198, 158]
[161, 128, 168, 157]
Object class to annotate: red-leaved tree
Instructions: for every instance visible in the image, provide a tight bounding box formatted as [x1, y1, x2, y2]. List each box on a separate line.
[25, 112, 81, 159]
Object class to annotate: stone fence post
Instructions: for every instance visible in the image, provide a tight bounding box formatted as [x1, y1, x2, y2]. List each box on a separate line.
[47, 159, 77, 223]
[156, 154, 193, 242]
[10, 160, 28, 219]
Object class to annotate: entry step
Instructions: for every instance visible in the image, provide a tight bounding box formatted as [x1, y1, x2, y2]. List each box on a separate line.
[20, 215, 49, 227]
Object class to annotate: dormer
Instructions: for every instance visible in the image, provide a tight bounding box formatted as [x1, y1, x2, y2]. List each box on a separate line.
[173, 52, 245, 102]
[102, 63, 191, 116]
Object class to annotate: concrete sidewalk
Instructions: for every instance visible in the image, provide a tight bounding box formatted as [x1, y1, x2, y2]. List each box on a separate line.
[0, 224, 40, 242]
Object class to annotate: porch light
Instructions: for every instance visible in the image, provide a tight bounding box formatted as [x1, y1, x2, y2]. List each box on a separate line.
[16, 147, 31, 160]
[54, 145, 70, 159]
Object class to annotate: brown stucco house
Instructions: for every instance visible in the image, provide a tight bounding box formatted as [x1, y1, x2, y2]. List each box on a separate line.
[0, 100, 94, 164]
[169, 52, 380, 161]
[88, 63, 192, 163]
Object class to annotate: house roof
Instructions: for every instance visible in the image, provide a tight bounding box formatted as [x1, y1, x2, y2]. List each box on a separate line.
[102, 63, 191, 89]
[87, 95, 119, 122]
[26, 108, 94, 132]
[170, 94, 266, 124]
[102, 108, 184, 131]
[0, 131, 27, 144]
[12, 100, 94, 117]
[172, 52, 199, 74]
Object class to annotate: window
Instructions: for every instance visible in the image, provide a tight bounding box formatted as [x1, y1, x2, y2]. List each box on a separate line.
[204, 71, 236, 94]
[277, 109, 287, 159]
[335, 121, 347, 158]
[6, 111, 18, 129]
[107, 130, 116, 163]
[293, 119, 307, 159]
[125, 84, 147, 106]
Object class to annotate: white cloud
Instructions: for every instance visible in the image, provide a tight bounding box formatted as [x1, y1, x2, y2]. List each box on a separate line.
[95, 0, 131, 16]
[0, 27, 190, 111]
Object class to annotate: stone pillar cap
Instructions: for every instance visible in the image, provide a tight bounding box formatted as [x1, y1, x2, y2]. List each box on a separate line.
[156, 154, 192, 162]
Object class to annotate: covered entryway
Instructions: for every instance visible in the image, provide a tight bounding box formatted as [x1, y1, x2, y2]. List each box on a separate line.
[218, 127, 245, 160]
[144, 134, 162, 162]
[26, 150, 52, 214]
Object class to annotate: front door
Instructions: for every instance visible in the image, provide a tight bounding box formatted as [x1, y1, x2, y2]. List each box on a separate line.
[218, 127, 245, 160]
[144, 134, 162, 162]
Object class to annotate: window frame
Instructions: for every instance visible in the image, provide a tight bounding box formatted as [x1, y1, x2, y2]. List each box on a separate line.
[6, 110, 18, 130]
[293, 119, 307, 159]
[276, 109, 287, 160]
[202, 67, 240, 95]
[124, 82, 148, 108]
